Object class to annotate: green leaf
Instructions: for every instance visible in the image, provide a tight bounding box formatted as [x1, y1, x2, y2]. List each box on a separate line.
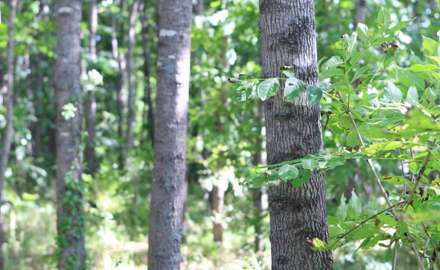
[257, 78, 279, 101]
[310, 238, 328, 252]
[348, 191, 362, 218]
[282, 70, 295, 78]
[409, 64, 439, 73]
[345, 224, 379, 241]
[284, 77, 304, 101]
[292, 169, 311, 188]
[422, 36, 439, 56]
[357, 23, 369, 39]
[383, 82, 402, 102]
[406, 86, 418, 105]
[278, 164, 299, 181]
[337, 195, 348, 221]
[322, 56, 344, 70]
[307, 85, 323, 104]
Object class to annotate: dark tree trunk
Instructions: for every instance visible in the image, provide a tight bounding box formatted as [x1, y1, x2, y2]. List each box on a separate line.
[140, 0, 155, 146]
[85, 0, 98, 175]
[354, 0, 366, 25]
[259, 0, 333, 269]
[126, 0, 140, 151]
[0, 0, 17, 268]
[147, 0, 192, 268]
[54, 1, 86, 269]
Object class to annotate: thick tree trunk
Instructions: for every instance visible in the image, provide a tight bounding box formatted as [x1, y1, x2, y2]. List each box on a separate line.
[259, 0, 332, 269]
[147, 0, 192, 269]
[140, 0, 155, 146]
[54, 1, 86, 269]
[354, 0, 366, 25]
[85, 0, 98, 175]
[0, 1, 17, 268]
[126, 0, 140, 151]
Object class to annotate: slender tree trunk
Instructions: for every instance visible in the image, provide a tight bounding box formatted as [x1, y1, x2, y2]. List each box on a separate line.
[126, 0, 140, 151]
[0, 1, 17, 268]
[193, 0, 204, 15]
[253, 103, 265, 254]
[54, 1, 85, 269]
[140, 0, 155, 146]
[111, 9, 126, 169]
[85, 0, 98, 175]
[210, 185, 225, 243]
[354, 0, 366, 25]
[260, 0, 332, 269]
[147, 0, 192, 268]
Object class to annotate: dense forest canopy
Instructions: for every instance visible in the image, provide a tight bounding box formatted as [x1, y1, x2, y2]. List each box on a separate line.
[0, 0, 439, 269]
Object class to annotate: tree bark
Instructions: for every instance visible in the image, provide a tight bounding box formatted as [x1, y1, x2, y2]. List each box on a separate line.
[354, 0, 366, 25]
[54, 1, 86, 269]
[111, 4, 126, 169]
[85, 0, 98, 175]
[210, 185, 225, 243]
[140, 0, 155, 146]
[0, 0, 17, 268]
[126, 0, 140, 151]
[147, 0, 192, 269]
[259, 0, 332, 269]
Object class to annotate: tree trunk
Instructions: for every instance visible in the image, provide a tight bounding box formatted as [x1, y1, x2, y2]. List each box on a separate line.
[253, 103, 265, 254]
[354, 0, 366, 25]
[0, 0, 17, 268]
[126, 0, 140, 151]
[140, 0, 155, 146]
[210, 185, 225, 243]
[147, 0, 192, 269]
[54, 1, 86, 269]
[85, 0, 98, 175]
[259, 0, 332, 269]
[111, 6, 126, 169]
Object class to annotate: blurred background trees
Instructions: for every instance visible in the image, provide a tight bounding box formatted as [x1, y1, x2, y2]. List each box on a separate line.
[0, 0, 438, 269]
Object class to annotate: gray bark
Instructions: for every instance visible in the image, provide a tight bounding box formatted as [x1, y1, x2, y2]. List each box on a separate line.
[0, 0, 17, 268]
[259, 0, 332, 269]
[126, 0, 140, 151]
[85, 0, 98, 175]
[140, 0, 155, 146]
[111, 5, 126, 169]
[147, 0, 192, 269]
[354, 0, 366, 25]
[54, 1, 85, 269]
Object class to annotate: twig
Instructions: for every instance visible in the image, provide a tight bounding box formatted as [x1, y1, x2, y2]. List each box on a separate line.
[392, 240, 399, 270]
[329, 201, 405, 249]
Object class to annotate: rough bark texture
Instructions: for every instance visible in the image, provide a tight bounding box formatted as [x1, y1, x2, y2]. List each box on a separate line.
[259, 0, 332, 269]
[85, 0, 98, 175]
[54, 1, 86, 269]
[126, 0, 140, 151]
[354, 0, 366, 25]
[140, 0, 155, 146]
[147, 0, 192, 269]
[0, 1, 17, 268]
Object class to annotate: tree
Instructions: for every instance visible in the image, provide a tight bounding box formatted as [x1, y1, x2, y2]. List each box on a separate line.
[54, 1, 85, 269]
[126, 0, 140, 151]
[0, 1, 17, 267]
[259, 0, 333, 269]
[84, 0, 98, 175]
[140, 0, 155, 146]
[147, 0, 192, 268]
[355, 0, 367, 25]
